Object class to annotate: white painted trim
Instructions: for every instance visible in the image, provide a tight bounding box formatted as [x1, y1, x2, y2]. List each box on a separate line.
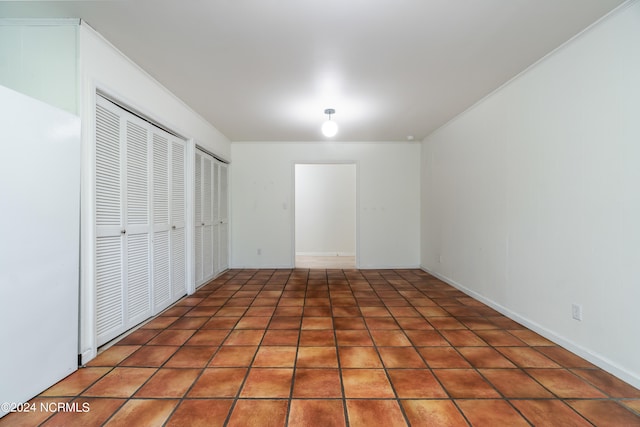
[0, 18, 80, 26]
[421, 266, 640, 389]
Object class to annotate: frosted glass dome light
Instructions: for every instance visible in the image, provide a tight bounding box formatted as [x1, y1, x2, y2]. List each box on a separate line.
[321, 108, 338, 137]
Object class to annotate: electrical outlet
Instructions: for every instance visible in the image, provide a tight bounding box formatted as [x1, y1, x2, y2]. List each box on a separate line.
[571, 303, 582, 321]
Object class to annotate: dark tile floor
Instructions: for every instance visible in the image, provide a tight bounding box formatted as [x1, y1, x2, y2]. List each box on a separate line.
[2, 269, 640, 426]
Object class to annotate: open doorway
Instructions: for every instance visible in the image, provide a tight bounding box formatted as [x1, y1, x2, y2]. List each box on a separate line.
[294, 163, 356, 269]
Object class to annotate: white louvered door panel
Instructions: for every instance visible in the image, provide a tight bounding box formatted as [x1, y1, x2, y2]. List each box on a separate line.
[194, 152, 204, 284]
[124, 118, 151, 326]
[152, 131, 171, 312]
[218, 163, 230, 271]
[170, 139, 187, 300]
[212, 162, 220, 276]
[202, 156, 214, 281]
[95, 98, 125, 346]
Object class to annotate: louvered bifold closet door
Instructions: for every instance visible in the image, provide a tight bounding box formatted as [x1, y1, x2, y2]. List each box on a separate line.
[152, 130, 171, 312]
[194, 152, 204, 284]
[124, 118, 152, 326]
[212, 162, 220, 276]
[95, 97, 125, 346]
[202, 156, 214, 281]
[218, 163, 230, 271]
[170, 138, 187, 300]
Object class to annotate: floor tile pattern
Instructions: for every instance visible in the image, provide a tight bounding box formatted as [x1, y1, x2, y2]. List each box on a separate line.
[2, 269, 640, 426]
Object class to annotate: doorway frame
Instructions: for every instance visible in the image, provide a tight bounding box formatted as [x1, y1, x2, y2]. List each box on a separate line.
[291, 161, 360, 269]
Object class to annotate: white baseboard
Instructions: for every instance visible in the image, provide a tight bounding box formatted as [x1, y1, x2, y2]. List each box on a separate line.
[420, 265, 640, 390]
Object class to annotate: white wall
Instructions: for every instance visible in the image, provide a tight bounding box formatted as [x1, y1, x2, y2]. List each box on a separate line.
[232, 142, 420, 269]
[421, 1, 640, 387]
[0, 20, 78, 115]
[295, 164, 356, 256]
[77, 23, 231, 363]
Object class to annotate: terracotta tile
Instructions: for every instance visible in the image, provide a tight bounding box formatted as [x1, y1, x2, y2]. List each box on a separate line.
[209, 346, 257, 367]
[134, 368, 200, 398]
[405, 330, 449, 346]
[161, 306, 192, 316]
[298, 330, 335, 346]
[457, 399, 529, 427]
[301, 317, 333, 330]
[388, 369, 447, 398]
[202, 317, 238, 329]
[304, 306, 332, 316]
[166, 399, 233, 427]
[185, 329, 229, 346]
[296, 347, 339, 368]
[225, 298, 255, 308]
[253, 346, 297, 367]
[188, 367, 247, 397]
[359, 307, 391, 317]
[119, 345, 178, 367]
[293, 368, 342, 398]
[428, 317, 466, 330]
[235, 316, 271, 329]
[339, 347, 383, 368]
[245, 306, 276, 316]
[0, 398, 65, 427]
[223, 329, 265, 346]
[333, 317, 366, 330]
[87, 346, 140, 367]
[402, 400, 467, 426]
[480, 369, 554, 398]
[332, 306, 361, 317]
[268, 316, 302, 329]
[274, 306, 303, 316]
[440, 330, 487, 346]
[535, 347, 595, 368]
[567, 400, 640, 426]
[457, 347, 516, 368]
[345, 400, 407, 427]
[116, 329, 161, 345]
[416, 306, 449, 316]
[526, 369, 607, 398]
[336, 330, 374, 346]
[279, 297, 304, 307]
[365, 318, 400, 329]
[140, 316, 179, 329]
[103, 398, 177, 427]
[622, 400, 640, 413]
[418, 347, 470, 368]
[83, 368, 156, 397]
[288, 400, 346, 427]
[342, 369, 395, 398]
[215, 307, 248, 316]
[147, 330, 195, 346]
[497, 347, 560, 368]
[394, 317, 433, 330]
[41, 398, 125, 427]
[165, 346, 217, 368]
[332, 297, 358, 306]
[227, 399, 288, 427]
[571, 368, 640, 398]
[262, 330, 300, 346]
[370, 330, 412, 346]
[168, 316, 208, 329]
[240, 368, 294, 397]
[474, 330, 526, 347]
[378, 347, 426, 368]
[433, 369, 500, 398]
[41, 367, 112, 396]
[511, 400, 593, 427]
[252, 297, 280, 307]
[508, 329, 555, 346]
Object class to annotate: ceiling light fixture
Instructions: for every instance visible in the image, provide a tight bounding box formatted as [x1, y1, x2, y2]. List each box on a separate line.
[321, 108, 338, 137]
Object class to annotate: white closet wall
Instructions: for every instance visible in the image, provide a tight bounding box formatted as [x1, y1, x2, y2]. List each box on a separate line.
[95, 96, 187, 346]
[195, 149, 229, 286]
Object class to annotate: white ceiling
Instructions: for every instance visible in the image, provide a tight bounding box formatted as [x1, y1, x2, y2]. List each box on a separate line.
[0, 0, 627, 142]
